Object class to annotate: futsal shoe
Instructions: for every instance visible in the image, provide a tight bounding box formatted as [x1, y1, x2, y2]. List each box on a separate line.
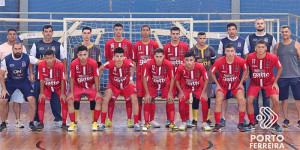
[134, 123, 142, 131]
[212, 124, 221, 132]
[14, 119, 24, 128]
[142, 124, 150, 132]
[150, 120, 160, 128]
[68, 122, 77, 131]
[5, 120, 9, 127]
[201, 122, 212, 131]
[220, 118, 226, 127]
[54, 120, 62, 128]
[298, 120, 300, 128]
[29, 122, 37, 131]
[62, 124, 68, 131]
[169, 123, 178, 131]
[105, 119, 113, 127]
[127, 119, 134, 128]
[0, 122, 7, 132]
[98, 123, 105, 131]
[282, 119, 289, 128]
[272, 123, 282, 132]
[179, 122, 187, 131]
[37, 123, 44, 131]
[192, 120, 197, 127]
[246, 123, 255, 131]
[186, 120, 193, 128]
[237, 123, 246, 132]
[206, 119, 214, 127]
[92, 122, 98, 131]
[165, 120, 170, 128]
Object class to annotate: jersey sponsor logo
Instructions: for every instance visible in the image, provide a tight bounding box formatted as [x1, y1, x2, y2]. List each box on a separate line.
[152, 75, 166, 83]
[198, 60, 211, 67]
[253, 38, 257, 42]
[39, 47, 45, 51]
[223, 74, 237, 82]
[235, 52, 242, 57]
[113, 76, 127, 82]
[9, 64, 14, 67]
[44, 79, 60, 86]
[170, 57, 183, 65]
[186, 79, 200, 86]
[253, 69, 269, 78]
[77, 76, 93, 83]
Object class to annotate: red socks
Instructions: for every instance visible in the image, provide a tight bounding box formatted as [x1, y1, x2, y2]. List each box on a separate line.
[150, 103, 155, 121]
[179, 100, 186, 122]
[108, 100, 115, 121]
[214, 112, 221, 124]
[248, 113, 255, 124]
[138, 103, 142, 121]
[126, 101, 132, 120]
[200, 98, 208, 122]
[60, 98, 68, 124]
[38, 98, 46, 124]
[168, 103, 175, 124]
[69, 112, 75, 123]
[239, 111, 246, 124]
[94, 110, 100, 122]
[185, 103, 190, 121]
[144, 103, 150, 124]
[166, 103, 170, 120]
[101, 112, 107, 124]
[134, 115, 138, 124]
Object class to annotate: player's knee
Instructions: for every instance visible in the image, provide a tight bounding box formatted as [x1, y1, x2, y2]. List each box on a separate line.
[215, 98, 222, 105]
[0, 99, 8, 104]
[68, 99, 74, 105]
[103, 97, 110, 105]
[247, 97, 254, 103]
[27, 96, 36, 104]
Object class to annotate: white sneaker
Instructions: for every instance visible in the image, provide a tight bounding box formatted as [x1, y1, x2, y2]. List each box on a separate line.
[201, 122, 212, 131]
[54, 121, 62, 128]
[14, 119, 24, 128]
[34, 121, 40, 126]
[5, 120, 9, 127]
[150, 120, 161, 128]
[179, 122, 187, 131]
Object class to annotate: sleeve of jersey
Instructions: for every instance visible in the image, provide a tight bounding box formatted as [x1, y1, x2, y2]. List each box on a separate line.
[30, 43, 37, 57]
[93, 61, 99, 76]
[201, 65, 209, 80]
[271, 37, 277, 50]
[132, 44, 137, 60]
[274, 56, 282, 68]
[143, 62, 149, 77]
[104, 42, 110, 59]
[70, 62, 76, 79]
[61, 64, 66, 80]
[0, 59, 7, 71]
[243, 42, 249, 55]
[175, 67, 182, 81]
[128, 59, 134, 67]
[184, 44, 189, 52]
[103, 61, 111, 69]
[38, 64, 44, 80]
[210, 47, 216, 60]
[60, 44, 67, 59]
[210, 61, 219, 74]
[154, 42, 159, 49]
[72, 46, 78, 59]
[246, 56, 251, 67]
[29, 55, 38, 64]
[167, 63, 174, 78]
[217, 41, 223, 55]
[240, 59, 247, 71]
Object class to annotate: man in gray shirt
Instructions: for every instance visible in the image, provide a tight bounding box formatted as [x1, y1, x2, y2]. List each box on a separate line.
[274, 25, 300, 128]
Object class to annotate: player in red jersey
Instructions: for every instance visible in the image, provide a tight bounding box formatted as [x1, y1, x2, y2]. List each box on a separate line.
[104, 23, 133, 128]
[98, 47, 141, 131]
[245, 40, 282, 132]
[67, 45, 102, 131]
[37, 49, 68, 130]
[210, 43, 248, 132]
[176, 52, 209, 131]
[142, 48, 177, 131]
[132, 25, 159, 127]
[163, 26, 189, 127]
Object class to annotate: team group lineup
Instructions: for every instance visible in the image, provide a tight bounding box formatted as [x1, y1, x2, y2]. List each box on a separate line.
[0, 17, 300, 133]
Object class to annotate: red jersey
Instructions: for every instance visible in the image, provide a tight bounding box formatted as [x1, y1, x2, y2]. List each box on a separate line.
[176, 63, 208, 91]
[132, 40, 159, 78]
[104, 59, 134, 89]
[104, 38, 132, 60]
[163, 41, 189, 72]
[211, 56, 247, 90]
[70, 58, 99, 89]
[143, 59, 174, 90]
[246, 52, 281, 87]
[38, 61, 65, 92]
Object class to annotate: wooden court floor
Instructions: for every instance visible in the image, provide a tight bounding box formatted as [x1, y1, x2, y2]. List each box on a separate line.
[0, 99, 300, 150]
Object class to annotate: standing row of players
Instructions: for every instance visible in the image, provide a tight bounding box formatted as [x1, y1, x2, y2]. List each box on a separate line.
[0, 17, 300, 132]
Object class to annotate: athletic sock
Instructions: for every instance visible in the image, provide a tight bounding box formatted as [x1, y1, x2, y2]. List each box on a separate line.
[185, 103, 190, 121]
[144, 103, 150, 124]
[69, 112, 75, 123]
[101, 112, 107, 124]
[93, 110, 100, 122]
[150, 103, 156, 121]
[108, 100, 115, 121]
[214, 112, 221, 124]
[126, 100, 132, 120]
[248, 113, 255, 124]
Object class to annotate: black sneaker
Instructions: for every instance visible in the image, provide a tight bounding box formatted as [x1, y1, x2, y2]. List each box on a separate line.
[297, 120, 300, 128]
[212, 124, 221, 132]
[206, 119, 214, 127]
[192, 120, 197, 127]
[246, 123, 255, 131]
[237, 123, 246, 132]
[282, 119, 289, 128]
[62, 123, 68, 131]
[272, 123, 282, 132]
[29, 122, 37, 131]
[37, 123, 44, 130]
[0, 122, 7, 132]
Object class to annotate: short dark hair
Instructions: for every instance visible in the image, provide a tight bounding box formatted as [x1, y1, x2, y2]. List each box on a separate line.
[141, 25, 150, 31]
[113, 47, 124, 55]
[7, 28, 17, 34]
[154, 48, 164, 55]
[256, 40, 266, 46]
[227, 23, 237, 30]
[184, 51, 194, 58]
[225, 43, 235, 49]
[12, 41, 22, 48]
[170, 26, 180, 32]
[44, 49, 54, 56]
[255, 17, 265, 22]
[77, 45, 88, 52]
[114, 23, 123, 29]
[43, 24, 53, 31]
[198, 31, 206, 36]
[281, 25, 290, 30]
[82, 26, 92, 32]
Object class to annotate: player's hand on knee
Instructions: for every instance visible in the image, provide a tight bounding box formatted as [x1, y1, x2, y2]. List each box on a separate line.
[95, 91, 102, 100]
[272, 83, 279, 92]
[216, 83, 221, 92]
[1, 89, 9, 100]
[67, 92, 74, 101]
[38, 93, 46, 102]
[238, 83, 244, 91]
[178, 91, 185, 102]
[29, 73, 35, 83]
[167, 92, 174, 103]
[144, 93, 151, 103]
[60, 92, 67, 103]
[200, 91, 208, 100]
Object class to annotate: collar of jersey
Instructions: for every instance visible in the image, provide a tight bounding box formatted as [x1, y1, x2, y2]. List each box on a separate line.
[227, 36, 239, 41]
[81, 42, 94, 50]
[11, 53, 23, 60]
[196, 45, 208, 51]
[255, 32, 267, 37]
